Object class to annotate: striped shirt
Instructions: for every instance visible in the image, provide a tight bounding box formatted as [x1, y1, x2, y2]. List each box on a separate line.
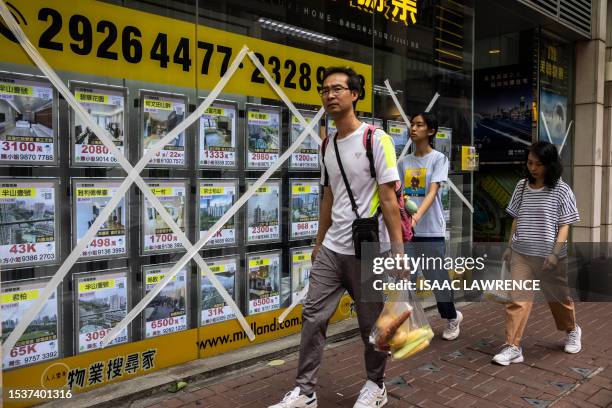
[506, 178, 579, 258]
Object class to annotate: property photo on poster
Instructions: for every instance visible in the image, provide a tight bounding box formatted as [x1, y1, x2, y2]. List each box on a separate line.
[247, 251, 281, 315]
[0, 179, 57, 267]
[246, 180, 280, 243]
[435, 127, 452, 161]
[74, 179, 127, 259]
[199, 101, 237, 168]
[76, 270, 128, 353]
[142, 180, 187, 253]
[143, 264, 187, 338]
[0, 74, 56, 165]
[289, 111, 320, 170]
[71, 82, 126, 166]
[387, 120, 409, 158]
[246, 105, 280, 169]
[142, 92, 186, 167]
[290, 247, 312, 304]
[290, 180, 319, 240]
[326, 116, 336, 137]
[1, 279, 59, 370]
[198, 180, 237, 247]
[201, 256, 237, 326]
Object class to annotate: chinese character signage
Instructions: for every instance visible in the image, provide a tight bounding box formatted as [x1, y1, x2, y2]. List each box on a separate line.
[0, 179, 57, 267]
[73, 179, 127, 259]
[199, 100, 238, 168]
[349, 0, 418, 25]
[201, 255, 237, 326]
[76, 270, 129, 353]
[141, 92, 187, 167]
[246, 105, 281, 169]
[1, 279, 59, 370]
[247, 250, 281, 315]
[143, 264, 188, 338]
[0, 73, 57, 165]
[70, 82, 126, 166]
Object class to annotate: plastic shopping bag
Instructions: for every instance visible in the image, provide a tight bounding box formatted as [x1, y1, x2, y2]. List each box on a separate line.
[369, 289, 434, 360]
[484, 261, 511, 304]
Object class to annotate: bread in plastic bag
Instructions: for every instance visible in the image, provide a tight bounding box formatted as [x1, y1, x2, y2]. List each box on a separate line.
[369, 289, 434, 360]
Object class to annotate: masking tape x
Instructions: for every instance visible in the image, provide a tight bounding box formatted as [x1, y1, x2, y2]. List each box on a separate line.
[0, 0, 255, 352]
[540, 111, 573, 155]
[384, 80, 473, 213]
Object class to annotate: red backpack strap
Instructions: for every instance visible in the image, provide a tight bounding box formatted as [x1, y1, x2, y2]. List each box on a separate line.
[362, 124, 379, 179]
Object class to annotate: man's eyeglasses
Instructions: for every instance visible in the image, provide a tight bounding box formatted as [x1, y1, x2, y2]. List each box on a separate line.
[318, 86, 351, 97]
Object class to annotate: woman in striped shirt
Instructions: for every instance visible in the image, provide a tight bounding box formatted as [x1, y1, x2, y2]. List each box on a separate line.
[492, 141, 581, 366]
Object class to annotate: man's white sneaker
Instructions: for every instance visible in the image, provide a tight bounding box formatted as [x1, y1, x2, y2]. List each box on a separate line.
[492, 344, 524, 366]
[268, 387, 317, 408]
[353, 380, 387, 408]
[564, 325, 582, 354]
[442, 311, 463, 340]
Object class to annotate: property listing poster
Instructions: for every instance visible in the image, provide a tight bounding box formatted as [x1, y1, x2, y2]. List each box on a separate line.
[0, 74, 56, 165]
[435, 127, 452, 161]
[359, 116, 384, 129]
[289, 110, 320, 170]
[0, 179, 57, 267]
[1, 279, 59, 370]
[76, 270, 128, 353]
[246, 179, 280, 243]
[387, 120, 409, 158]
[143, 264, 187, 338]
[201, 256, 237, 326]
[290, 247, 312, 304]
[73, 179, 127, 259]
[199, 101, 237, 168]
[71, 83, 126, 166]
[247, 251, 281, 315]
[142, 93, 186, 167]
[440, 183, 451, 223]
[199, 180, 237, 247]
[142, 180, 187, 253]
[290, 180, 319, 239]
[246, 105, 280, 169]
[326, 116, 336, 137]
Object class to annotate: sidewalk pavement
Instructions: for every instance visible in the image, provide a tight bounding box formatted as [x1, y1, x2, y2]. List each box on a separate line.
[137, 302, 612, 408]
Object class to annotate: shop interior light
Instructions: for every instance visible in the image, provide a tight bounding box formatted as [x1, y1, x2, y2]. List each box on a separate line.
[258, 17, 337, 44]
[488, 49, 501, 54]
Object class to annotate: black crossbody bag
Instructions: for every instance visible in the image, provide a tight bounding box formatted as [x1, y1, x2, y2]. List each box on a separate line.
[333, 135, 380, 259]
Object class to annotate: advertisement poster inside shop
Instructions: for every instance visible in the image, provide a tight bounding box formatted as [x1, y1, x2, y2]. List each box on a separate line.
[387, 120, 409, 158]
[359, 117, 384, 129]
[73, 179, 127, 259]
[247, 250, 281, 315]
[290, 247, 312, 304]
[289, 110, 320, 170]
[0, 179, 57, 267]
[1, 279, 59, 370]
[199, 100, 237, 168]
[0, 73, 57, 165]
[246, 180, 280, 243]
[143, 264, 187, 338]
[198, 180, 237, 247]
[435, 127, 452, 161]
[246, 105, 280, 169]
[76, 270, 128, 353]
[290, 180, 320, 240]
[141, 92, 186, 167]
[71, 82, 126, 166]
[474, 64, 533, 163]
[142, 180, 187, 253]
[538, 39, 571, 147]
[201, 255, 237, 326]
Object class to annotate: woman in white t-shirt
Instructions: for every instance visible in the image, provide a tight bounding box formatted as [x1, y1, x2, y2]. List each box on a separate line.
[397, 112, 462, 341]
[492, 141, 581, 366]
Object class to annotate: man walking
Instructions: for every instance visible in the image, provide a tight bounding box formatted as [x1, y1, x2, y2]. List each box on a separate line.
[270, 67, 403, 408]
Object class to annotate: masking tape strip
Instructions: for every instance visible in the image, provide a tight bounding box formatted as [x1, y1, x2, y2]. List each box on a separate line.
[559, 121, 573, 155]
[278, 282, 309, 323]
[540, 111, 554, 145]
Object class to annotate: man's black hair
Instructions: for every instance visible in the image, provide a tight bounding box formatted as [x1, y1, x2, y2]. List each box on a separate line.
[322, 66, 360, 110]
[527, 141, 562, 188]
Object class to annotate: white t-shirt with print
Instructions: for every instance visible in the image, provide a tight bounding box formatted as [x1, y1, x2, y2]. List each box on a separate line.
[397, 150, 449, 237]
[321, 123, 400, 255]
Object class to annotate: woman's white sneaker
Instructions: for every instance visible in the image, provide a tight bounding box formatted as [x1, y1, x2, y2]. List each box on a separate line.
[268, 387, 317, 408]
[492, 345, 524, 366]
[353, 380, 387, 408]
[564, 325, 582, 354]
[442, 311, 463, 340]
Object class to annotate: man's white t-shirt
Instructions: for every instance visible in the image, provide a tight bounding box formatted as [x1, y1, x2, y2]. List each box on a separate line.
[321, 123, 400, 255]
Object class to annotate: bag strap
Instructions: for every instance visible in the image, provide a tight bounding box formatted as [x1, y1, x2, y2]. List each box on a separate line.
[333, 135, 361, 219]
[321, 137, 330, 186]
